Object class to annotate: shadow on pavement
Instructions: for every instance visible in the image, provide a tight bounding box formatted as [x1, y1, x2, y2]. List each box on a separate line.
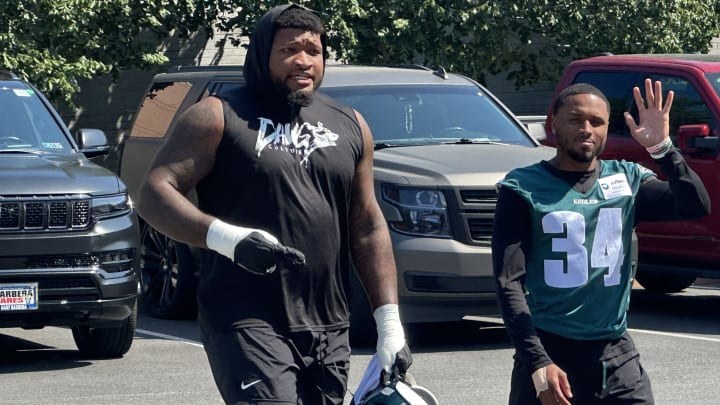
[406, 320, 512, 352]
[0, 333, 92, 373]
[629, 287, 720, 336]
[349, 320, 512, 355]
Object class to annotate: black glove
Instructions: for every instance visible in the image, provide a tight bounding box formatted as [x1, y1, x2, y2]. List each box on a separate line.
[233, 232, 306, 276]
[380, 344, 413, 386]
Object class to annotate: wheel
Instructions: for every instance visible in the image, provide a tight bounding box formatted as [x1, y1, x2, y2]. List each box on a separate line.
[139, 224, 198, 319]
[72, 299, 137, 358]
[635, 268, 696, 293]
[349, 270, 377, 348]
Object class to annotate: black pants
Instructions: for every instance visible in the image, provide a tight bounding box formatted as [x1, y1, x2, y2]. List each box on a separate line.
[509, 331, 654, 405]
[201, 324, 350, 405]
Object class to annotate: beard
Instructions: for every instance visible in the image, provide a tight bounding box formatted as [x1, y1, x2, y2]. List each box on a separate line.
[286, 88, 315, 107]
[273, 76, 323, 108]
[567, 148, 598, 163]
[559, 136, 605, 164]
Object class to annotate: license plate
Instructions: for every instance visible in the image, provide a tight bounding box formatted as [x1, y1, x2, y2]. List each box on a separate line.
[0, 283, 38, 311]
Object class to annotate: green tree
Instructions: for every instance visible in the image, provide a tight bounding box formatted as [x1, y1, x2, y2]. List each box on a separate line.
[0, 0, 215, 106]
[3, 0, 719, 106]
[217, 0, 720, 87]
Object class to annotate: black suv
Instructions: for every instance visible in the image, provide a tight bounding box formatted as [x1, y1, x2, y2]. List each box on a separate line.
[119, 64, 553, 341]
[0, 71, 139, 357]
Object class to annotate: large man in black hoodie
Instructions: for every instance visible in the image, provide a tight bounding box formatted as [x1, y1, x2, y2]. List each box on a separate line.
[137, 4, 410, 404]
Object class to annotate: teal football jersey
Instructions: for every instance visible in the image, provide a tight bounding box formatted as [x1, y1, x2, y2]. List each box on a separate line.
[500, 160, 655, 340]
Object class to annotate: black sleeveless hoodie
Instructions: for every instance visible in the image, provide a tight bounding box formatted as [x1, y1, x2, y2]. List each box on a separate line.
[196, 4, 364, 333]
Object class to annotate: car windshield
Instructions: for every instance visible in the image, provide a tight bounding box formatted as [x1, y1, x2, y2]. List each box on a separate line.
[0, 81, 72, 154]
[320, 85, 534, 147]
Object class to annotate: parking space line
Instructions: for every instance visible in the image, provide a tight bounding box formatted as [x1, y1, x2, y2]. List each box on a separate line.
[135, 328, 204, 347]
[464, 316, 720, 343]
[136, 324, 719, 349]
[628, 328, 720, 343]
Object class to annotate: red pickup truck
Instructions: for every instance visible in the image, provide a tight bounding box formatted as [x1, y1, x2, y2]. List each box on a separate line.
[538, 54, 719, 292]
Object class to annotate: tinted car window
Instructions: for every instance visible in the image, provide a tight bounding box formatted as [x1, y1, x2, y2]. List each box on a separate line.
[574, 71, 716, 143]
[321, 85, 534, 146]
[707, 73, 720, 99]
[0, 81, 72, 154]
[130, 81, 194, 138]
[660, 76, 715, 143]
[574, 71, 643, 138]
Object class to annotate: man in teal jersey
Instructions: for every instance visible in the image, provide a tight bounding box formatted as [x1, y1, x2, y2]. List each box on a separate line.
[492, 80, 710, 405]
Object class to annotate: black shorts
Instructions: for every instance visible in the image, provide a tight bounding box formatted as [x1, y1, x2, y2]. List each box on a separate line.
[509, 331, 654, 405]
[201, 325, 351, 405]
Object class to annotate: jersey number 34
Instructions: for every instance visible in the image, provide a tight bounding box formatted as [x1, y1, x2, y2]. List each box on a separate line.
[542, 208, 623, 288]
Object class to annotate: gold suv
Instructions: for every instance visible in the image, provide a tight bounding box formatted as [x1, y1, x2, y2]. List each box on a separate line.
[119, 64, 554, 342]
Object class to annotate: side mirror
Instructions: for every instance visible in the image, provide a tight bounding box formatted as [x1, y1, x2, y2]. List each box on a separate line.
[527, 122, 547, 142]
[517, 115, 548, 142]
[677, 124, 710, 154]
[76, 128, 110, 158]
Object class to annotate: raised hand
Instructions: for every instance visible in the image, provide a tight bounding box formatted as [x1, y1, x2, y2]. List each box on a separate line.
[623, 78, 674, 148]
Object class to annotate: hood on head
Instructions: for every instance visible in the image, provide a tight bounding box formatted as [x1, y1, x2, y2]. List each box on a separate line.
[243, 3, 329, 103]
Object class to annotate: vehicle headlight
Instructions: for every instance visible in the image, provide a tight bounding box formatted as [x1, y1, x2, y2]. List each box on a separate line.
[381, 185, 450, 238]
[92, 194, 132, 219]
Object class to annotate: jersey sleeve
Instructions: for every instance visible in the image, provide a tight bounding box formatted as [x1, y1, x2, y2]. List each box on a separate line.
[635, 149, 711, 223]
[492, 185, 553, 370]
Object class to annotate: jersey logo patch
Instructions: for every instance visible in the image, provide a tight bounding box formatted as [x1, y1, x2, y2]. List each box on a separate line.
[598, 173, 632, 199]
[255, 117, 339, 166]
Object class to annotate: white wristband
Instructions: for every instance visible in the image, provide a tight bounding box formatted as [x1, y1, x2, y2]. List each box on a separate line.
[646, 137, 673, 159]
[531, 367, 549, 397]
[373, 304, 406, 372]
[205, 219, 277, 260]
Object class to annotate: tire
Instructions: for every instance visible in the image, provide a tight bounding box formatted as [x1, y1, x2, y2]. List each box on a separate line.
[139, 224, 198, 319]
[72, 300, 137, 358]
[349, 270, 377, 348]
[636, 268, 696, 293]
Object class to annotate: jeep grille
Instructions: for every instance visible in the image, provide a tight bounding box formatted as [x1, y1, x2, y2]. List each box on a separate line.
[26, 254, 100, 269]
[0, 197, 91, 232]
[0, 250, 135, 273]
[0, 274, 99, 302]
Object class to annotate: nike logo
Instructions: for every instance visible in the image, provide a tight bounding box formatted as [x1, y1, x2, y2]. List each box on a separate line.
[240, 379, 261, 390]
